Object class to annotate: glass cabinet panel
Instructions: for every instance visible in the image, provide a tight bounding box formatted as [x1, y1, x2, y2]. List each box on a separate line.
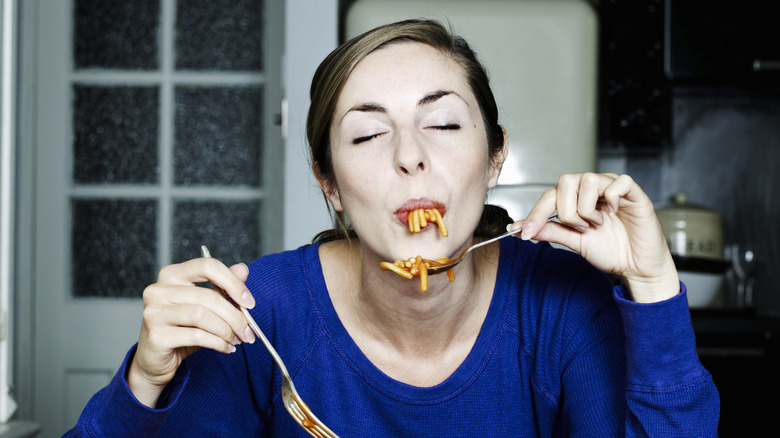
[175, 0, 264, 71]
[72, 85, 160, 184]
[71, 199, 158, 298]
[74, 0, 160, 70]
[69, 0, 271, 298]
[172, 200, 261, 265]
[174, 85, 262, 187]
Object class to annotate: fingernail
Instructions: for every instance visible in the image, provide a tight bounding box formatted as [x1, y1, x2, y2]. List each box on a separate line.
[228, 344, 237, 354]
[243, 326, 256, 344]
[232, 335, 241, 345]
[592, 211, 604, 226]
[575, 226, 587, 233]
[241, 290, 255, 309]
[520, 223, 535, 240]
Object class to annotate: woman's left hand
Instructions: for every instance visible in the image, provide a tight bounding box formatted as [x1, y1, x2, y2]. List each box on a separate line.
[510, 172, 679, 303]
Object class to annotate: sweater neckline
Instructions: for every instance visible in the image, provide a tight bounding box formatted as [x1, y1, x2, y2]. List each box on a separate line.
[303, 239, 513, 404]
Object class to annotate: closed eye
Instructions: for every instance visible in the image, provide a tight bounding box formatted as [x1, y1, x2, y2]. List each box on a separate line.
[352, 133, 383, 144]
[430, 124, 460, 131]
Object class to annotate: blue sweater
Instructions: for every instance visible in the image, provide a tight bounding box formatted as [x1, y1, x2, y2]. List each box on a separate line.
[66, 238, 719, 437]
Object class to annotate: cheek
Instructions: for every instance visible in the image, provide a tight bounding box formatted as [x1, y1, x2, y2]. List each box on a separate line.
[446, 145, 492, 188]
[330, 156, 377, 211]
[327, 135, 362, 210]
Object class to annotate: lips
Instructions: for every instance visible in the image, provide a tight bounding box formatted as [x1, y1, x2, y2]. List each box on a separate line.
[393, 198, 446, 225]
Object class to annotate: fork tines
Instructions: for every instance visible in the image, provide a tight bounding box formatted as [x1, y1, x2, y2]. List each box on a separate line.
[286, 400, 336, 438]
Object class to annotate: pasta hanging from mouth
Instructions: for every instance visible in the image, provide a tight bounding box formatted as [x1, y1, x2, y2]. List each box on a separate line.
[381, 208, 454, 292]
[408, 208, 448, 236]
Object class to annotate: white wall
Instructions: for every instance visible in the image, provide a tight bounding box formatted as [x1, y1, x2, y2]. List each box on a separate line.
[283, 0, 339, 250]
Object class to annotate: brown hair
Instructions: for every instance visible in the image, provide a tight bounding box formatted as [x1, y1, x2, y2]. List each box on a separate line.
[308, 19, 511, 242]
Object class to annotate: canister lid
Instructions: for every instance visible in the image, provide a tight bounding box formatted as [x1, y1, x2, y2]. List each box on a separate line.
[656, 192, 723, 222]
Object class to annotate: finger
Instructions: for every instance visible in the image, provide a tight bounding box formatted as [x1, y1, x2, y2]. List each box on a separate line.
[506, 218, 525, 233]
[152, 325, 238, 355]
[152, 284, 255, 344]
[207, 286, 257, 345]
[229, 262, 250, 283]
[521, 187, 558, 240]
[603, 174, 641, 213]
[555, 173, 590, 230]
[526, 220, 584, 253]
[166, 302, 246, 347]
[576, 172, 616, 225]
[159, 258, 255, 309]
[199, 258, 256, 309]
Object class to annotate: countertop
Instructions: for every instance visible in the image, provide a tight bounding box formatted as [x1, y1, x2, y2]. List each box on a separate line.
[0, 422, 41, 438]
[691, 309, 780, 335]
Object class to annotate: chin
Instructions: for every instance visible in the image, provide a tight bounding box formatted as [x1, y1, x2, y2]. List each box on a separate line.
[388, 238, 458, 262]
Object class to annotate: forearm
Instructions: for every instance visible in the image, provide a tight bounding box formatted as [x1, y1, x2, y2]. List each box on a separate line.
[615, 284, 720, 436]
[65, 346, 182, 437]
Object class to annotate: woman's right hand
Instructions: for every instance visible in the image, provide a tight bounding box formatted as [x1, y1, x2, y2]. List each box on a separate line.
[126, 257, 257, 408]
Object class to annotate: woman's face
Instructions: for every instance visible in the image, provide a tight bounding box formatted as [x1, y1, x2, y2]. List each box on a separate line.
[323, 42, 506, 262]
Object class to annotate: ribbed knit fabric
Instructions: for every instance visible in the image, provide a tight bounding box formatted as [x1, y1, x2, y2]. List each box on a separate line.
[65, 238, 719, 437]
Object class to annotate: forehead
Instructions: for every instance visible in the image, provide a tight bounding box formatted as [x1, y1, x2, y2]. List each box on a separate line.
[336, 42, 473, 107]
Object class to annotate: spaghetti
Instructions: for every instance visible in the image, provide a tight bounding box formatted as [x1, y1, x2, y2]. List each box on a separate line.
[380, 256, 456, 292]
[381, 208, 455, 292]
[408, 208, 448, 237]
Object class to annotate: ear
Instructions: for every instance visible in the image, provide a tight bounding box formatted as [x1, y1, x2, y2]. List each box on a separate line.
[487, 128, 509, 189]
[313, 162, 344, 212]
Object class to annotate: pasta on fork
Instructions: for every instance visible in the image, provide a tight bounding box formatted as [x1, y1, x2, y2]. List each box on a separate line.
[381, 208, 455, 292]
[380, 256, 455, 292]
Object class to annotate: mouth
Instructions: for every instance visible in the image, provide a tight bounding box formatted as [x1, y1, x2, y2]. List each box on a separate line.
[393, 198, 446, 227]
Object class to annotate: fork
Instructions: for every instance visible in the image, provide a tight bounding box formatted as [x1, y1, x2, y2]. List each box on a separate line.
[427, 215, 558, 275]
[200, 246, 340, 438]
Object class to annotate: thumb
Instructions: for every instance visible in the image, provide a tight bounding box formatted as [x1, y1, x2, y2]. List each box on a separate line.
[229, 262, 250, 283]
[511, 219, 583, 253]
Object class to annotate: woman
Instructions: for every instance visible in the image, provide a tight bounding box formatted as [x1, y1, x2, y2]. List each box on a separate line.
[67, 19, 719, 436]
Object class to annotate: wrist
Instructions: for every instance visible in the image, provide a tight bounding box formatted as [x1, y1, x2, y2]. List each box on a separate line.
[126, 356, 165, 408]
[623, 269, 681, 304]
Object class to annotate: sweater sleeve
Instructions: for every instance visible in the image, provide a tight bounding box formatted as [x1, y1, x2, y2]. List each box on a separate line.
[63, 342, 268, 437]
[62, 345, 190, 437]
[614, 282, 720, 437]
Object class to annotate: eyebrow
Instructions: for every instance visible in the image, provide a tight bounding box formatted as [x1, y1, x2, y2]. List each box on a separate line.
[347, 102, 387, 115]
[418, 90, 457, 107]
[340, 90, 467, 123]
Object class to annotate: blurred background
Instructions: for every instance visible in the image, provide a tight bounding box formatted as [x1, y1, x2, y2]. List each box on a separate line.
[1, 0, 778, 436]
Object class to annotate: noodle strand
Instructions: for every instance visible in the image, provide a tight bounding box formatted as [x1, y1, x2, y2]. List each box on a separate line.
[382, 208, 453, 291]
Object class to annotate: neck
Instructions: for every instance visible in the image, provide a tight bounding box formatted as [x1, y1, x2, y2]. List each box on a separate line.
[322, 239, 499, 357]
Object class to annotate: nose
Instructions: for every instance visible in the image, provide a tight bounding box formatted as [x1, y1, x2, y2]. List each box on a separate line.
[394, 131, 428, 176]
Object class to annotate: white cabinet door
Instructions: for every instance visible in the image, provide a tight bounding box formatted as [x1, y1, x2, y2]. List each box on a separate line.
[29, 1, 282, 435]
[33, 4, 142, 434]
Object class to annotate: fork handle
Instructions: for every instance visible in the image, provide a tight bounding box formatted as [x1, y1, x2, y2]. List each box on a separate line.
[240, 307, 294, 377]
[200, 246, 293, 379]
[469, 215, 558, 252]
[467, 228, 521, 253]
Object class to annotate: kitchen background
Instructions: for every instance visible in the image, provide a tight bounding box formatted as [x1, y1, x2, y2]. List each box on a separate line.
[345, 3, 780, 433]
[596, 0, 780, 434]
[3, 0, 778, 436]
